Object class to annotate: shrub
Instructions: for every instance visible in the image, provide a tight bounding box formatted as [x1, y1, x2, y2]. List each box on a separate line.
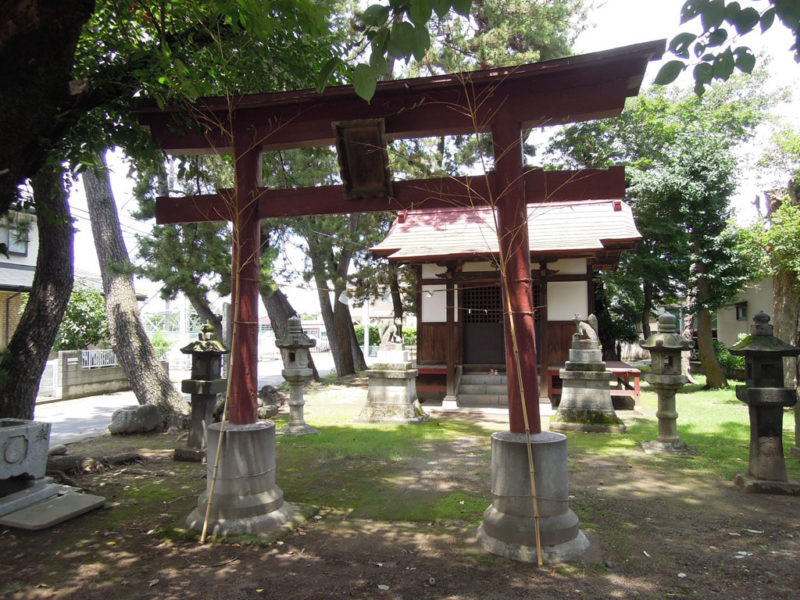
[713, 339, 745, 379]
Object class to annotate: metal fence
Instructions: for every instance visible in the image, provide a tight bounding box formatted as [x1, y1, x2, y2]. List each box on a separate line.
[81, 349, 118, 369]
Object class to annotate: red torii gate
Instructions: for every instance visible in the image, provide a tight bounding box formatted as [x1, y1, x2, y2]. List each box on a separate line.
[138, 40, 665, 434]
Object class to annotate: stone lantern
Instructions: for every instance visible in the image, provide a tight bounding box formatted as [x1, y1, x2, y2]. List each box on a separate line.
[275, 317, 318, 436]
[639, 313, 694, 455]
[730, 311, 800, 494]
[174, 324, 228, 462]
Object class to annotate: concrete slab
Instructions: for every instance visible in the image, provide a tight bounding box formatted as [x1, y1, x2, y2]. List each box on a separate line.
[0, 478, 60, 517]
[0, 491, 105, 530]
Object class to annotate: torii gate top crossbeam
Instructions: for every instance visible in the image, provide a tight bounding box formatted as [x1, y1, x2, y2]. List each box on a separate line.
[137, 40, 665, 154]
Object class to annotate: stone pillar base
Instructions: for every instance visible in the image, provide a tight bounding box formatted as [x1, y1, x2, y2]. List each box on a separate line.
[640, 439, 696, 456]
[733, 472, 800, 496]
[186, 421, 302, 537]
[551, 371, 625, 434]
[477, 431, 598, 564]
[278, 423, 319, 436]
[441, 396, 459, 409]
[357, 367, 427, 423]
[792, 446, 800, 459]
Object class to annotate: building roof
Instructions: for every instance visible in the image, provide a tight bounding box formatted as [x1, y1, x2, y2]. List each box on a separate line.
[371, 199, 641, 268]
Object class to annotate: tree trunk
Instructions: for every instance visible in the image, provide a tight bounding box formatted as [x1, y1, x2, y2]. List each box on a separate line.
[696, 305, 727, 389]
[772, 269, 800, 448]
[388, 262, 404, 337]
[260, 287, 320, 381]
[0, 162, 73, 419]
[641, 281, 653, 339]
[185, 290, 223, 342]
[83, 151, 187, 426]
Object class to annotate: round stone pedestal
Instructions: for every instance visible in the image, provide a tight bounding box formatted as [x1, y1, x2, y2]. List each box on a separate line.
[186, 421, 302, 537]
[476, 431, 595, 564]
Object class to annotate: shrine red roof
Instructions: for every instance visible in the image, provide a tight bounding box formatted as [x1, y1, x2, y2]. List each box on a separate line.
[371, 199, 640, 265]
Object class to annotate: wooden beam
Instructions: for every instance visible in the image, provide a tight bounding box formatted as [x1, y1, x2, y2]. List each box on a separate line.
[137, 42, 664, 155]
[155, 167, 625, 224]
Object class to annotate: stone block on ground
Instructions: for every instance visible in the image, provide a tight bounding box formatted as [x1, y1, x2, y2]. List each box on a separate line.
[0, 489, 105, 530]
[108, 405, 162, 434]
[0, 419, 51, 480]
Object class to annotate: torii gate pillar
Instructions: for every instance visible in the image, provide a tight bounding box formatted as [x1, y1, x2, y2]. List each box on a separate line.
[228, 137, 262, 425]
[491, 114, 541, 435]
[185, 136, 303, 537]
[478, 116, 593, 563]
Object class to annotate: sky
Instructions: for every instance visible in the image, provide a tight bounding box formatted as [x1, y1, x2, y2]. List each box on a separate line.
[67, 0, 800, 309]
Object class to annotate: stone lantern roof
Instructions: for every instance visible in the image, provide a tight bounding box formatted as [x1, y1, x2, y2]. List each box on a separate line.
[275, 317, 316, 350]
[640, 313, 693, 351]
[180, 324, 228, 356]
[730, 312, 800, 357]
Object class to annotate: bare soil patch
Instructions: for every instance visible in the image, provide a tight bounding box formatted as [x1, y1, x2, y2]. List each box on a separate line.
[2, 384, 799, 599]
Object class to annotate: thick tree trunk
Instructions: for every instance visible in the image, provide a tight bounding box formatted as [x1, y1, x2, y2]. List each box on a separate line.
[772, 269, 800, 448]
[83, 152, 187, 426]
[260, 287, 320, 381]
[696, 305, 727, 389]
[641, 281, 653, 339]
[0, 162, 73, 419]
[185, 290, 223, 342]
[388, 263, 404, 337]
[0, 0, 95, 211]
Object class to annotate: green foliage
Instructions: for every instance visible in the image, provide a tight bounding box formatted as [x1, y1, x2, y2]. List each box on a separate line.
[147, 330, 173, 358]
[53, 282, 109, 350]
[402, 326, 417, 346]
[545, 77, 772, 345]
[658, 0, 799, 94]
[353, 324, 382, 346]
[712, 339, 745, 376]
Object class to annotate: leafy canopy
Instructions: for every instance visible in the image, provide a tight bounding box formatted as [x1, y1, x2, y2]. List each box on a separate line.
[656, 0, 800, 94]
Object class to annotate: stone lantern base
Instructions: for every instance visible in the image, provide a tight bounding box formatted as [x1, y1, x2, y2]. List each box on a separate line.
[186, 421, 302, 537]
[733, 473, 800, 496]
[476, 432, 598, 564]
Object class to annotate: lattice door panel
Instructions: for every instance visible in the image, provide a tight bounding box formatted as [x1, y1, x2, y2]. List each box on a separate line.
[462, 285, 503, 324]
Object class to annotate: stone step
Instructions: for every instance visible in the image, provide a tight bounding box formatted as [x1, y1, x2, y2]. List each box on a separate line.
[457, 393, 508, 407]
[460, 373, 508, 386]
[458, 383, 509, 395]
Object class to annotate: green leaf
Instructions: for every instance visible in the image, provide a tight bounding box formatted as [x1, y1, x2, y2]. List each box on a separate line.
[452, 0, 472, 17]
[409, 0, 433, 27]
[681, 0, 709, 24]
[432, 0, 451, 18]
[669, 32, 698, 58]
[369, 50, 387, 75]
[760, 7, 775, 32]
[654, 60, 685, 85]
[693, 40, 707, 57]
[316, 57, 341, 93]
[733, 46, 756, 73]
[694, 61, 714, 84]
[387, 22, 416, 58]
[732, 7, 760, 34]
[412, 23, 431, 61]
[724, 1, 741, 21]
[713, 49, 735, 80]
[353, 63, 377, 102]
[701, 0, 725, 30]
[708, 28, 728, 47]
[361, 4, 390, 26]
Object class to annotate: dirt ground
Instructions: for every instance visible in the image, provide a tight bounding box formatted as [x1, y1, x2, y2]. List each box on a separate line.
[2, 384, 799, 600]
